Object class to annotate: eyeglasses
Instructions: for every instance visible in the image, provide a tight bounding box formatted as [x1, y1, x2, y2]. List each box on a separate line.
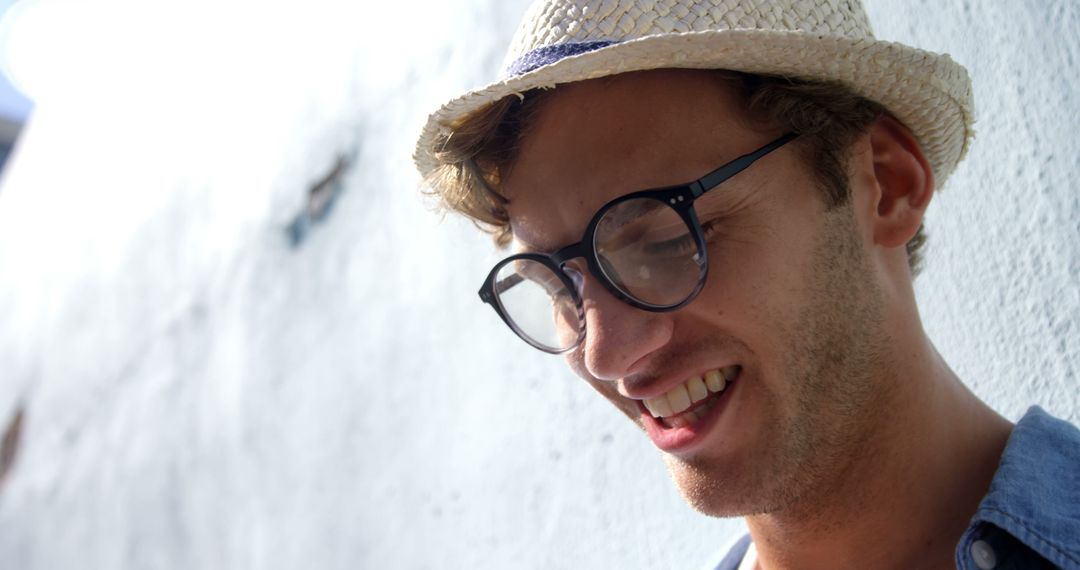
[478, 132, 798, 354]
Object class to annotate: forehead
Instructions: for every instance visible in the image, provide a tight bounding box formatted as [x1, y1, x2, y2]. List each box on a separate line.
[501, 69, 761, 251]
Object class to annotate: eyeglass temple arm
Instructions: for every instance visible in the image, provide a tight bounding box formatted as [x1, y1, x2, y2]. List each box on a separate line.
[688, 132, 799, 198]
[493, 273, 524, 294]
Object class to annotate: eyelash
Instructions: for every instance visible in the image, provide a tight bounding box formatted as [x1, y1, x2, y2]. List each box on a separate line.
[701, 220, 722, 242]
[647, 219, 723, 256]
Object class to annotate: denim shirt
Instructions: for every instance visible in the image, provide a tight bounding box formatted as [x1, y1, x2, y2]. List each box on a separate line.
[956, 407, 1080, 570]
[706, 406, 1080, 570]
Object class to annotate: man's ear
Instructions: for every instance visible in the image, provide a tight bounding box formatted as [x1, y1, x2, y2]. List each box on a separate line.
[866, 115, 934, 248]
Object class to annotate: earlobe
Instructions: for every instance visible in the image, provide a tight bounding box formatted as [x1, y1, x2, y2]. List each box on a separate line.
[868, 116, 935, 249]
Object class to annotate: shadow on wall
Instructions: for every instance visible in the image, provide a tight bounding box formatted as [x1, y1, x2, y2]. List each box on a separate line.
[286, 146, 358, 249]
[0, 404, 24, 490]
[0, 114, 19, 172]
[0, 0, 33, 179]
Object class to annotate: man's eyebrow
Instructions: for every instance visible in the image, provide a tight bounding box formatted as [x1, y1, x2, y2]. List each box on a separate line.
[509, 234, 555, 255]
[509, 217, 568, 255]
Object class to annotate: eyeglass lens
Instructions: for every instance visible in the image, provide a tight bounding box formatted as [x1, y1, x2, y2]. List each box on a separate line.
[492, 197, 704, 352]
[594, 197, 704, 306]
[493, 258, 582, 352]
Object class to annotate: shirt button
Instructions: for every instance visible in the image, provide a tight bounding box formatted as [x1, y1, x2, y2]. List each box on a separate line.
[970, 539, 998, 570]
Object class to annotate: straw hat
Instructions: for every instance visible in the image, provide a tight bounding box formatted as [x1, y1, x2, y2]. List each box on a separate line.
[414, 0, 973, 187]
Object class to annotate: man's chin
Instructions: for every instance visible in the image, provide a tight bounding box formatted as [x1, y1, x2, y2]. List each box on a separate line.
[662, 452, 801, 518]
[663, 454, 758, 518]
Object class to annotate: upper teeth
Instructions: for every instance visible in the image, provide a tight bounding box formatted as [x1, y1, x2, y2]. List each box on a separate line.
[643, 366, 737, 418]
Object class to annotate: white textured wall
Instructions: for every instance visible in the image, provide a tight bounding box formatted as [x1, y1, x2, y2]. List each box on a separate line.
[0, 1, 1075, 569]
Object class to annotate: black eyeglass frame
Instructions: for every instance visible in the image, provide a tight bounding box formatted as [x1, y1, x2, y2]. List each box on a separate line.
[478, 132, 799, 354]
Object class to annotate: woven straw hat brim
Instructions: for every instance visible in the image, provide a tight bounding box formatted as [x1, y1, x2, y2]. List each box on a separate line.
[415, 29, 973, 187]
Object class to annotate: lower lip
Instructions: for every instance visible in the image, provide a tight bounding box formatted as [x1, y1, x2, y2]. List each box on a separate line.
[640, 373, 739, 452]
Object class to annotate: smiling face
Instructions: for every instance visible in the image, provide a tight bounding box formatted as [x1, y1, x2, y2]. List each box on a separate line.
[501, 69, 899, 517]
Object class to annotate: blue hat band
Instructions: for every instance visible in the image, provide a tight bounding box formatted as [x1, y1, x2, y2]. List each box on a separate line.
[504, 40, 618, 77]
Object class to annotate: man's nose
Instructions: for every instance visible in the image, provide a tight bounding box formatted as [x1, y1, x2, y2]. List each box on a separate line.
[576, 272, 674, 382]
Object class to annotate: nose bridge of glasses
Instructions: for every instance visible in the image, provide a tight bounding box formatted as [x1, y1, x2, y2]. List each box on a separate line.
[544, 242, 584, 295]
[554, 237, 635, 302]
[550, 241, 588, 266]
[548, 242, 588, 285]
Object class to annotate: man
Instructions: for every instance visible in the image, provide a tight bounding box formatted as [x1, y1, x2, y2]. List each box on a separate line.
[414, 1, 1080, 568]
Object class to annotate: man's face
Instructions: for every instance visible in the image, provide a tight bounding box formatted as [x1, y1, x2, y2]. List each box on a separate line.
[501, 70, 896, 517]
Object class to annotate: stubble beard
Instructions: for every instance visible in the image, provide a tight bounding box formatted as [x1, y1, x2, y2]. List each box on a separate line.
[665, 202, 896, 519]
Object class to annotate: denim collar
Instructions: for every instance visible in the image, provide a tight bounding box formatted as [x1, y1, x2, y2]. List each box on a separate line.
[957, 406, 1080, 569]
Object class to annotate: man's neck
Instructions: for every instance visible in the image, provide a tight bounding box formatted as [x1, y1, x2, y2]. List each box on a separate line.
[744, 340, 1013, 570]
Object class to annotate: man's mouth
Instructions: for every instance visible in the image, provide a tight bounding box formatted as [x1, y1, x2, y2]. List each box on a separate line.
[641, 366, 739, 429]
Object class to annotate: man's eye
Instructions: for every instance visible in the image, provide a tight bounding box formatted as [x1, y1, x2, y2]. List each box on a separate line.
[643, 220, 722, 255]
[645, 234, 696, 256]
